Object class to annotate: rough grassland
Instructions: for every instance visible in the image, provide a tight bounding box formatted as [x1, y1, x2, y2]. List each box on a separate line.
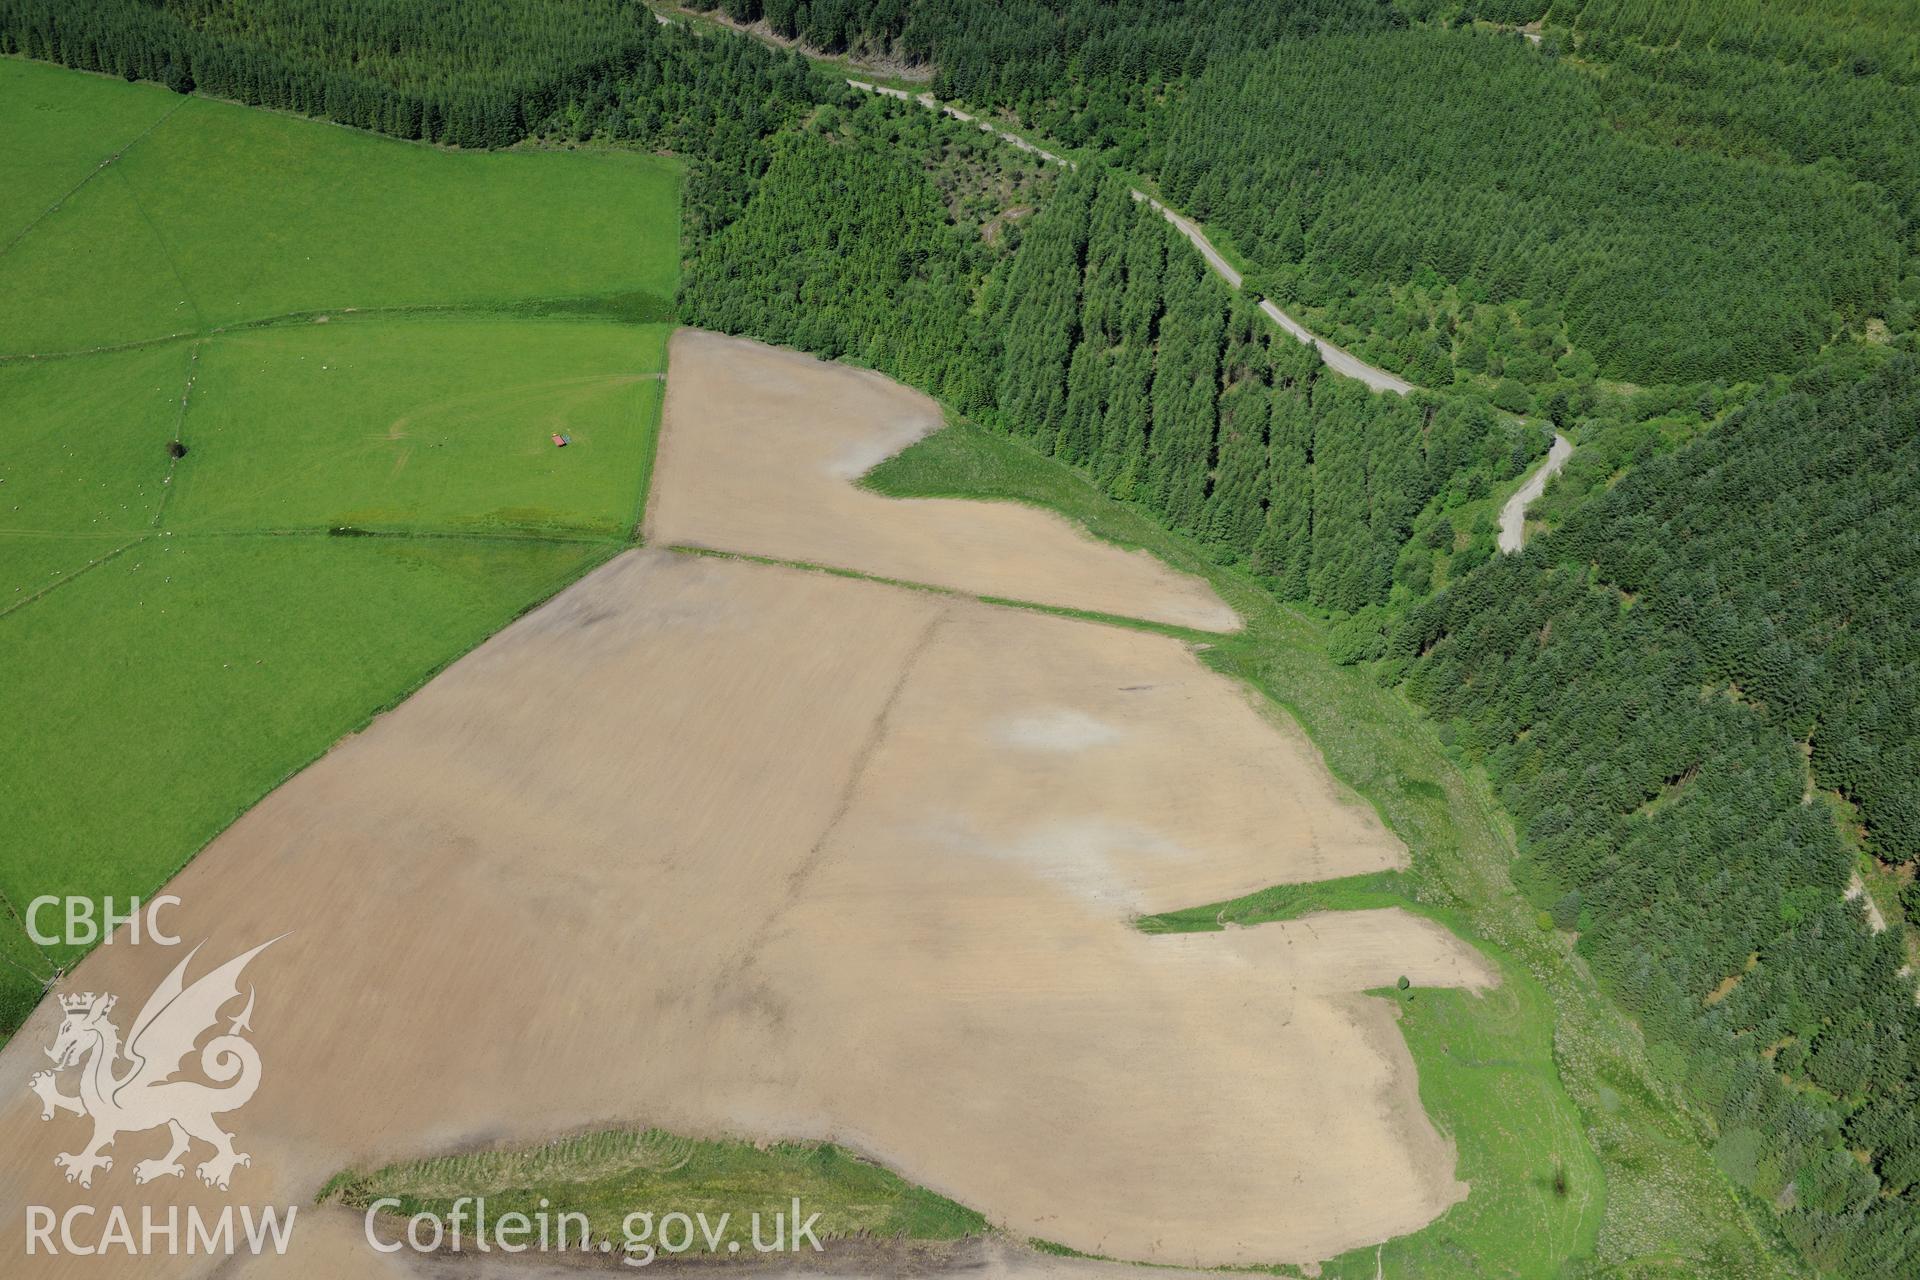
[0, 59, 680, 356]
[0, 61, 679, 1034]
[867, 422, 1797, 1277]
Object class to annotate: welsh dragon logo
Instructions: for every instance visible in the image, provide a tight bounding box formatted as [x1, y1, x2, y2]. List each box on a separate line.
[27, 938, 281, 1192]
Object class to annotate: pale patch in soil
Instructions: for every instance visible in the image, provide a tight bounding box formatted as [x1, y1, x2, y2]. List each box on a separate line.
[991, 708, 1122, 751]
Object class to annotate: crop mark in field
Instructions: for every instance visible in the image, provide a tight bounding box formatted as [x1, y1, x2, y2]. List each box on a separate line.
[149, 340, 204, 529]
[801, 612, 944, 893]
[0, 926, 56, 991]
[668, 545, 1215, 643]
[0, 306, 674, 365]
[0, 94, 188, 263]
[737, 606, 948, 971]
[0, 535, 145, 621]
[701, 601, 949, 1040]
[382, 372, 656, 437]
[210, 298, 675, 337]
[112, 167, 209, 331]
[0, 329, 200, 366]
[172, 527, 618, 547]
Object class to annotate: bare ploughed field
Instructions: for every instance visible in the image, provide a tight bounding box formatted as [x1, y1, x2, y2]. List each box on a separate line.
[0, 331, 1492, 1276]
[646, 330, 1240, 632]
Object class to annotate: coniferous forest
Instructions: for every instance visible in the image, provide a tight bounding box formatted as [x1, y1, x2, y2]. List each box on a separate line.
[1398, 357, 1920, 1272]
[1, 0, 672, 148]
[1157, 29, 1900, 384]
[6, 0, 1920, 1274]
[684, 107, 1542, 615]
[0, 0, 829, 215]
[690, 0, 1920, 395]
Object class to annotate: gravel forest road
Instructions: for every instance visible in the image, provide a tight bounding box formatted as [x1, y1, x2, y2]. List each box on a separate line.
[848, 80, 1416, 396]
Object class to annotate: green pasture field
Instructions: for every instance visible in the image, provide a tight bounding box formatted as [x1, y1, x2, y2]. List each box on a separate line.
[0, 60, 680, 1035]
[0, 342, 186, 589]
[0, 535, 608, 958]
[0, 59, 180, 243]
[865, 421, 1797, 1277]
[0, 59, 680, 356]
[166, 319, 667, 536]
[0, 164, 206, 354]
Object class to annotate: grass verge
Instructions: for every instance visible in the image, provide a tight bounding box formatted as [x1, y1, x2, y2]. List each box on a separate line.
[321, 1128, 986, 1262]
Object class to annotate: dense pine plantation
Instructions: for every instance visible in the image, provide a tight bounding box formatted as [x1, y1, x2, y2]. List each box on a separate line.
[536, 30, 827, 241]
[1568, 359, 1920, 868]
[686, 102, 1542, 614]
[987, 171, 1542, 612]
[1397, 358, 1920, 1272]
[1459, 0, 1920, 82]
[0, 0, 657, 145]
[685, 0, 1920, 397]
[685, 0, 1397, 157]
[0, 0, 804, 150]
[683, 119, 995, 411]
[1157, 29, 1900, 385]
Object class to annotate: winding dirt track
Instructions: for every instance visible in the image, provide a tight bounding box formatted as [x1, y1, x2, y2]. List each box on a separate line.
[0, 332, 1494, 1276]
[1498, 432, 1573, 553]
[1129, 193, 1415, 395]
[847, 81, 1415, 395]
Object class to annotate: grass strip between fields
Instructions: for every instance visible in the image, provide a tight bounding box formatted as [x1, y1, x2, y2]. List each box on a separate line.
[666, 543, 1219, 643]
[322, 1129, 987, 1262]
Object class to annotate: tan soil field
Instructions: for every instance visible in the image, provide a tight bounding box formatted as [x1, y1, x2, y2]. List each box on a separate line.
[0, 333, 1492, 1276]
[646, 330, 1241, 632]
